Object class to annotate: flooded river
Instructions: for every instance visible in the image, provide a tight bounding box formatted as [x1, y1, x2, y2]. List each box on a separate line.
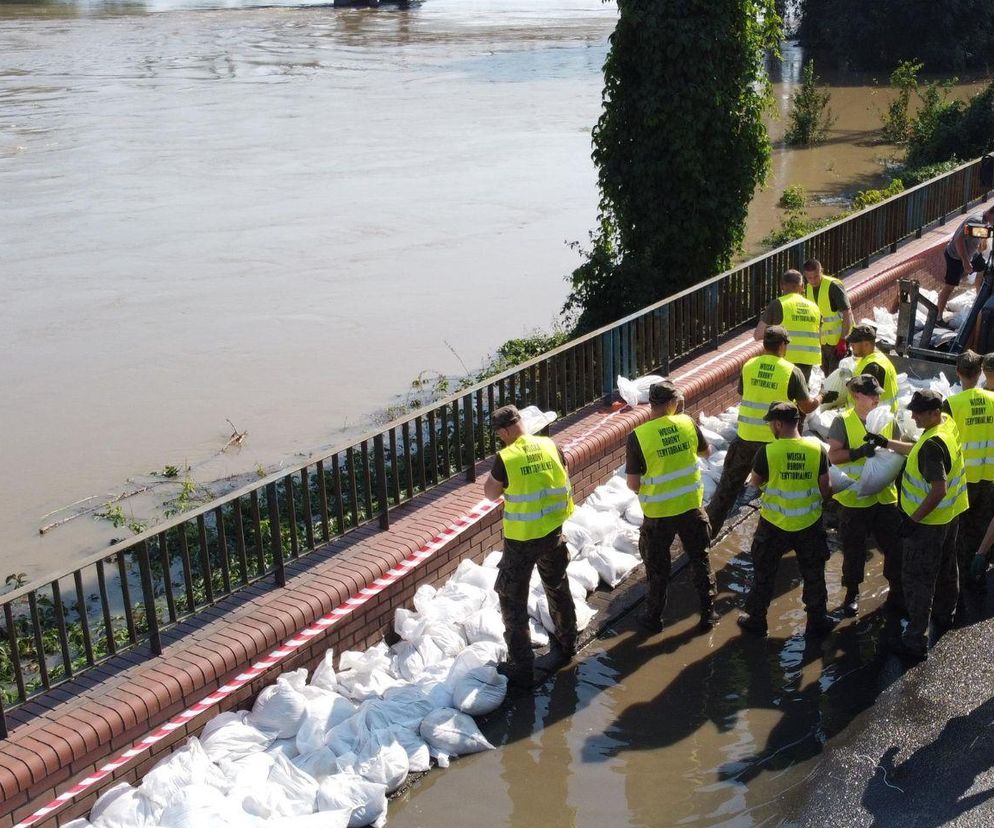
[0, 0, 988, 577]
[389, 512, 908, 827]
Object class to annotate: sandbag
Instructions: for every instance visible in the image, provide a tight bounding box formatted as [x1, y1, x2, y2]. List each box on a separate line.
[449, 558, 499, 592]
[292, 747, 340, 781]
[201, 712, 276, 763]
[296, 691, 359, 755]
[518, 404, 557, 435]
[699, 426, 728, 452]
[451, 665, 508, 716]
[567, 557, 600, 593]
[266, 738, 300, 761]
[622, 499, 643, 527]
[828, 464, 855, 492]
[699, 413, 737, 442]
[584, 476, 637, 514]
[354, 730, 410, 793]
[857, 449, 905, 497]
[90, 782, 160, 828]
[419, 708, 495, 757]
[337, 644, 406, 701]
[865, 405, 895, 436]
[529, 616, 549, 647]
[460, 605, 505, 645]
[585, 544, 640, 588]
[270, 811, 351, 828]
[219, 751, 275, 791]
[388, 723, 432, 773]
[805, 408, 838, 439]
[617, 374, 664, 408]
[156, 785, 231, 828]
[310, 650, 338, 693]
[567, 506, 619, 544]
[139, 738, 229, 809]
[613, 525, 640, 557]
[315, 773, 388, 828]
[561, 521, 595, 557]
[390, 636, 447, 683]
[265, 753, 318, 817]
[248, 672, 308, 739]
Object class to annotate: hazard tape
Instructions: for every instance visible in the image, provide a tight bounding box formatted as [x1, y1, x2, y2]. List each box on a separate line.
[14, 408, 631, 827]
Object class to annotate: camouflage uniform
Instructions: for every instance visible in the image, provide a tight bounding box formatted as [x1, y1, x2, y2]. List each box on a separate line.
[838, 503, 905, 607]
[743, 517, 830, 621]
[960, 481, 994, 589]
[705, 436, 763, 537]
[902, 519, 959, 653]
[640, 508, 717, 621]
[495, 529, 577, 671]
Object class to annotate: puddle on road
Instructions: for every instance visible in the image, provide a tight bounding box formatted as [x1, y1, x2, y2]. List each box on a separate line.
[388, 513, 910, 827]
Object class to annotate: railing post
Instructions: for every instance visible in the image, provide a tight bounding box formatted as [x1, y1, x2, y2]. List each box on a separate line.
[136, 540, 162, 656]
[267, 482, 286, 587]
[655, 306, 670, 375]
[707, 284, 720, 349]
[963, 166, 973, 212]
[0, 693, 6, 739]
[463, 394, 476, 483]
[792, 240, 805, 269]
[374, 434, 389, 530]
[601, 329, 615, 402]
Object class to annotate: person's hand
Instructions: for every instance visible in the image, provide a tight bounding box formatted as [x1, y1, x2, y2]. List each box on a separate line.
[675, 395, 686, 414]
[849, 443, 875, 461]
[970, 553, 988, 582]
[822, 390, 839, 405]
[963, 257, 973, 274]
[863, 432, 889, 449]
[899, 516, 918, 539]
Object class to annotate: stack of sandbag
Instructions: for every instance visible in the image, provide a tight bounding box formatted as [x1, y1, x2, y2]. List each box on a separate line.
[616, 374, 664, 408]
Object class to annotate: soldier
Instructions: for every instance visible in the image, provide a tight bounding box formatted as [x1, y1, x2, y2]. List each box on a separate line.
[484, 405, 578, 687]
[942, 351, 994, 606]
[707, 325, 821, 537]
[803, 258, 853, 375]
[826, 375, 903, 616]
[893, 390, 969, 661]
[754, 269, 822, 381]
[849, 324, 900, 413]
[737, 402, 836, 638]
[625, 381, 717, 633]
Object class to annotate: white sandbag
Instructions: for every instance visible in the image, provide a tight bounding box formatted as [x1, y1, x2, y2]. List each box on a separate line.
[266, 753, 318, 816]
[699, 426, 728, 452]
[567, 505, 619, 544]
[617, 374, 664, 408]
[219, 751, 275, 791]
[451, 665, 508, 717]
[566, 558, 600, 593]
[461, 605, 506, 645]
[248, 673, 308, 739]
[316, 773, 388, 828]
[702, 475, 717, 503]
[561, 521, 595, 557]
[157, 785, 232, 828]
[90, 782, 160, 828]
[383, 679, 453, 720]
[449, 558, 499, 592]
[337, 644, 406, 701]
[828, 464, 855, 492]
[946, 289, 977, 313]
[529, 616, 549, 647]
[699, 413, 737, 442]
[805, 408, 838, 439]
[266, 738, 300, 761]
[270, 812, 351, 828]
[483, 550, 503, 568]
[310, 650, 338, 693]
[613, 524, 640, 557]
[857, 449, 906, 497]
[586, 544, 640, 588]
[820, 366, 852, 408]
[445, 642, 503, 688]
[622, 498, 643, 527]
[292, 747, 340, 781]
[585, 476, 637, 514]
[63, 822, 94, 828]
[518, 404, 557, 435]
[139, 738, 229, 809]
[296, 691, 359, 754]
[419, 708, 495, 757]
[574, 595, 596, 631]
[390, 636, 447, 683]
[865, 405, 895, 436]
[200, 712, 276, 763]
[354, 731, 410, 793]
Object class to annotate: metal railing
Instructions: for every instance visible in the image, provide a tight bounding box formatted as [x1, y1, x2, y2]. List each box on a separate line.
[0, 156, 988, 738]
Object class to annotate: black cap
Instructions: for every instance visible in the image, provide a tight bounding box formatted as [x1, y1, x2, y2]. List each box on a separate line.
[764, 401, 800, 422]
[957, 349, 983, 376]
[847, 374, 883, 396]
[907, 389, 943, 413]
[648, 380, 681, 406]
[763, 325, 791, 347]
[492, 405, 521, 429]
[847, 324, 877, 343]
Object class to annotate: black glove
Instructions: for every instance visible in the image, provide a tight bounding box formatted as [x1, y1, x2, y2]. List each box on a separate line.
[849, 443, 875, 461]
[822, 391, 839, 405]
[863, 431, 889, 449]
[970, 554, 988, 582]
[899, 517, 918, 539]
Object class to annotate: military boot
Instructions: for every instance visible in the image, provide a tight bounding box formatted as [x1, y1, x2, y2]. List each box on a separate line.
[842, 588, 859, 617]
[805, 612, 838, 638]
[736, 613, 768, 637]
[496, 661, 539, 689]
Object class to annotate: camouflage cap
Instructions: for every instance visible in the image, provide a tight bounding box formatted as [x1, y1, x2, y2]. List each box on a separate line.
[491, 405, 521, 429]
[763, 325, 791, 346]
[847, 374, 883, 396]
[648, 380, 681, 405]
[764, 401, 800, 422]
[907, 389, 943, 413]
[847, 324, 877, 343]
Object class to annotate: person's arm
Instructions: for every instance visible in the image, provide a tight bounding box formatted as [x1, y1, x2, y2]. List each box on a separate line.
[625, 432, 645, 493]
[885, 438, 915, 456]
[749, 446, 769, 489]
[955, 228, 972, 273]
[754, 320, 767, 341]
[693, 422, 712, 459]
[819, 470, 833, 501]
[789, 368, 821, 414]
[484, 475, 505, 501]
[910, 480, 947, 523]
[908, 440, 948, 523]
[827, 438, 851, 466]
[841, 308, 854, 338]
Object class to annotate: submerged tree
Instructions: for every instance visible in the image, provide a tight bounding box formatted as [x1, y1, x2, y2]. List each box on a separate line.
[784, 60, 835, 146]
[565, 0, 781, 332]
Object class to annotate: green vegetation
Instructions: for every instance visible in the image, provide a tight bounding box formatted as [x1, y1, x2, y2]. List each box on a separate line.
[565, 0, 781, 332]
[777, 185, 807, 211]
[906, 81, 994, 169]
[784, 61, 835, 146]
[881, 60, 923, 144]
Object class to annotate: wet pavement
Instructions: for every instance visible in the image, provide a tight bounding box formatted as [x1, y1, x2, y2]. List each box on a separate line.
[388, 507, 994, 827]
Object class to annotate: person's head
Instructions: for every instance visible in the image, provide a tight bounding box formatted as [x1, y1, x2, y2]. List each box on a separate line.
[847, 324, 877, 358]
[984, 207, 994, 225]
[762, 324, 790, 357]
[491, 405, 525, 445]
[956, 349, 983, 389]
[983, 352, 994, 389]
[764, 401, 800, 439]
[648, 380, 681, 416]
[847, 374, 882, 418]
[802, 259, 824, 288]
[907, 390, 944, 430]
[781, 269, 804, 295]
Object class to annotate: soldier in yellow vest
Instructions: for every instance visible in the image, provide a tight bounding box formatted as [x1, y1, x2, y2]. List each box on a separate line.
[625, 381, 717, 633]
[892, 390, 969, 661]
[484, 405, 578, 687]
[754, 269, 822, 381]
[707, 326, 821, 537]
[803, 258, 853, 375]
[737, 402, 836, 638]
[941, 351, 994, 606]
[826, 375, 904, 617]
[848, 325, 900, 413]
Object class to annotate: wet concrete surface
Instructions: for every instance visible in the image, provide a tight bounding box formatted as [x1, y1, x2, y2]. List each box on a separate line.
[388, 506, 994, 827]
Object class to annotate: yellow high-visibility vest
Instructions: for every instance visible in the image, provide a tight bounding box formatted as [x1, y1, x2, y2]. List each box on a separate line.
[853, 350, 899, 413]
[805, 274, 846, 346]
[633, 414, 703, 518]
[833, 408, 898, 508]
[779, 293, 822, 367]
[759, 437, 825, 530]
[946, 387, 994, 484]
[737, 354, 795, 443]
[499, 435, 574, 541]
[900, 426, 969, 526]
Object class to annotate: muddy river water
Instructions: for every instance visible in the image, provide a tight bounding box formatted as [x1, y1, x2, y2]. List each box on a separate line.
[0, 0, 987, 577]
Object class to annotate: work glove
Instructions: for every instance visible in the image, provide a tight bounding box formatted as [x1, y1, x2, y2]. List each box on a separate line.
[835, 338, 849, 358]
[849, 443, 875, 461]
[863, 431, 889, 449]
[970, 553, 988, 582]
[899, 517, 918, 539]
[971, 252, 988, 273]
[822, 391, 839, 405]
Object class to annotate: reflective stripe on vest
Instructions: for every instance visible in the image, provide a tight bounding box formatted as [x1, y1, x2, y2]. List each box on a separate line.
[900, 427, 969, 525]
[633, 414, 703, 518]
[946, 388, 994, 483]
[834, 408, 898, 508]
[759, 437, 824, 531]
[805, 275, 845, 346]
[737, 355, 796, 443]
[780, 293, 822, 366]
[853, 350, 900, 413]
[499, 435, 574, 541]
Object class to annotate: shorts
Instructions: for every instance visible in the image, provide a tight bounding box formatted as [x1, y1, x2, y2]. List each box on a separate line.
[944, 250, 965, 287]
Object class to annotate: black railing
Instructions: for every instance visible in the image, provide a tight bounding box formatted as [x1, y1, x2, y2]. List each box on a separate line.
[0, 156, 988, 738]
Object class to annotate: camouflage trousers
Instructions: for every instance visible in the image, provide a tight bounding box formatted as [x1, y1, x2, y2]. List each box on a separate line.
[838, 502, 904, 605]
[496, 530, 577, 670]
[706, 436, 764, 538]
[639, 508, 717, 622]
[902, 518, 959, 654]
[743, 517, 830, 621]
[959, 481, 994, 591]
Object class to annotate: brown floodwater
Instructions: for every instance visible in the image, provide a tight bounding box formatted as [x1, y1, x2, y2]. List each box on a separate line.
[388, 512, 908, 827]
[0, 0, 988, 580]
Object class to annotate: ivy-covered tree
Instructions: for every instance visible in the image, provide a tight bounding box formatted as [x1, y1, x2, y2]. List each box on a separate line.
[565, 1, 781, 332]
